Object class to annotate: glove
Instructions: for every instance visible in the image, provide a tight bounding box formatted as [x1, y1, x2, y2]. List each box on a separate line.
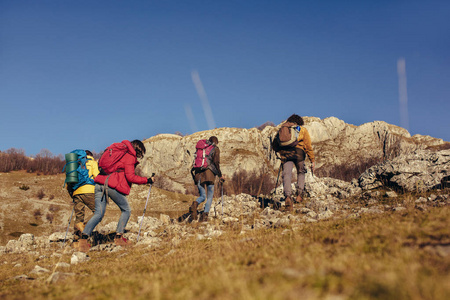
[147, 177, 154, 184]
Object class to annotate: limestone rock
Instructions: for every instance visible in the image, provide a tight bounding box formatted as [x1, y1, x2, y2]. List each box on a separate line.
[48, 232, 72, 243]
[30, 265, 50, 274]
[137, 236, 162, 247]
[46, 272, 75, 284]
[138, 117, 447, 191]
[416, 197, 428, 204]
[71, 252, 90, 264]
[6, 234, 36, 253]
[56, 262, 71, 268]
[385, 191, 398, 198]
[392, 207, 406, 212]
[359, 150, 450, 192]
[317, 210, 334, 220]
[19, 233, 34, 245]
[160, 214, 171, 225]
[136, 216, 163, 232]
[12, 274, 30, 281]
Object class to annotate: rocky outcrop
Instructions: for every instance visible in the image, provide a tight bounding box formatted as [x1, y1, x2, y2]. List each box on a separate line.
[359, 149, 450, 192]
[139, 117, 447, 192]
[139, 128, 274, 192]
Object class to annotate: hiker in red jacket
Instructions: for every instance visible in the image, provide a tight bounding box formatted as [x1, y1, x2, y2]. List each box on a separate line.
[77, 140, 155, 252]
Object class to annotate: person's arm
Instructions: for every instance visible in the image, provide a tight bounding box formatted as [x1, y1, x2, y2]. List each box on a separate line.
[123, 159, 148, 185]
[214, 147, 223, 179]
[303, 129, 315, 173]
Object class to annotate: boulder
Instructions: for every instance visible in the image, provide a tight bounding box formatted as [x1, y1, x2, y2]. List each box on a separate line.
[46, 272, 75, 284]
[359, 150, 450, 192]
[30, 265, 50, 274]
[71, 252, 90, 264]
[6, 234, 36, 253]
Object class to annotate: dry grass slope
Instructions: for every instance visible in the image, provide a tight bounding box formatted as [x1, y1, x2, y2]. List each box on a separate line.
[0, 171, 194, 245]
[1, 206, 449, 300]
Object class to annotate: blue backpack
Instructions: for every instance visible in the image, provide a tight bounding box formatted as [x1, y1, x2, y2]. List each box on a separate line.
[63, 149, 95, 192]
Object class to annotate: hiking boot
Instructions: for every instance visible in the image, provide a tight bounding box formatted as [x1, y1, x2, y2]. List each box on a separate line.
[114, 235, 132, 247]
[199, 212, 209, 222]
[75, 222, 85, 232]
[72, 241, 79, 249]
[77, 239, 91, 252]
[285, 197, 293, 212]
[295, 194, 303, 204]
[189, 201, 198, 221]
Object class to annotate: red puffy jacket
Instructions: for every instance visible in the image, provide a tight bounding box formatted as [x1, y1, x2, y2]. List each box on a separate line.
[94, 140, 147, 195]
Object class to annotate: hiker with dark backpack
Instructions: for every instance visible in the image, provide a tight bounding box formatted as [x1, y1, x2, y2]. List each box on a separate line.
[189, 136, 224, 222]
[77, 140, 155, 252]
[64, 150, 99, 239]
[272, 114, 315, 212]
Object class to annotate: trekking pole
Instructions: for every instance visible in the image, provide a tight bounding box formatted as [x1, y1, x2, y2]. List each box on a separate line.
[213, 178, 217, 218]
[137, 173, 155, 242]
[62, 206, 75, 248]
[221, 180, 224, 216]
[271, 162, 283, 209]
[275, 162, 282, 190]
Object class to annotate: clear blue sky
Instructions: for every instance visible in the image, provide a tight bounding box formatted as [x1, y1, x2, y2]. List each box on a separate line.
[1, 0, 449, 156]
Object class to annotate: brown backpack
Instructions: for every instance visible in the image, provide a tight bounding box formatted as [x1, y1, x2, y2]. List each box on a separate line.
[271, 123, 305, 161]
[274, 122, 300, 150]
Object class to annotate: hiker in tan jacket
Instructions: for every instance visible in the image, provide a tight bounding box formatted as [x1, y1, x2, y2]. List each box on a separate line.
[279, 114, 315, 211]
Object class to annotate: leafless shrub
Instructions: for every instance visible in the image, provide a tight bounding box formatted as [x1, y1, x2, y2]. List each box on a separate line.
[36, 189, 45, 200]
[316, 156, 383, 182]
[33, 209, 42, 219]
[185, 184, 198, 196]
[225, 169, 275, 196]
[19, 184, 30, 191]
[384, 139, 402, 160]
[49, 194, 55, 200]
[49, 204, 59, 212]
[153, 175, 176, 191]
[27, 149, 65, 175]
[0, 147, 65, 174]
[180, 169, 275, 197]
[90, 150, 102, 160]
[46, 213, 54, 224]
[0, 148, 29, 172]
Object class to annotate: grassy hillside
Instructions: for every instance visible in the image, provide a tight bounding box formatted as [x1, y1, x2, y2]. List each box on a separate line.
[0, 171, 193, 246]
[1, 205, 449, 299]
[1, 171, 449, 299]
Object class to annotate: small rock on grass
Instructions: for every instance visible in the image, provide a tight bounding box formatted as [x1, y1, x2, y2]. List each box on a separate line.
[46, 272, 76, 284]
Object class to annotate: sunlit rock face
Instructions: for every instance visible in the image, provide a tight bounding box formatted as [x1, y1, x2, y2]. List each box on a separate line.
[138, 116, 447, 192]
